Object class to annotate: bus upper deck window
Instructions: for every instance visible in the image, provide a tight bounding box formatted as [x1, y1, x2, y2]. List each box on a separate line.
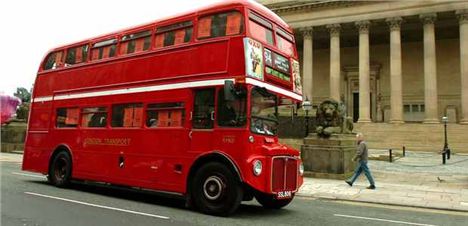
[43, 51, 64, 70]
[120, 30, 152, 55]
[91, 39, 117, 61]
[197, 11, 243, 39]
[65, 45, 89, 66]
[276, 29, 295, 57]
[248, 12, 273, 45]
[155, 21, 193, 48]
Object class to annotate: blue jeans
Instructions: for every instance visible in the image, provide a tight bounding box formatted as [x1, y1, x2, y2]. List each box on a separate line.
[348, 160, 375, 186]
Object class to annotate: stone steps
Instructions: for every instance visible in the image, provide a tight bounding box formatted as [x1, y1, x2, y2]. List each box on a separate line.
[354, 123, 468, 153]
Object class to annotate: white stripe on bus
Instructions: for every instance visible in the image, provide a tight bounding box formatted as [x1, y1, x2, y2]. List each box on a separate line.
[32, 77, 302, 103]
[245, 78, 303, 101]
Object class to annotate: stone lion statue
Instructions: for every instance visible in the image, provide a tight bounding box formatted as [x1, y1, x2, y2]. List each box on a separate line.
[315, 99, 353, 137]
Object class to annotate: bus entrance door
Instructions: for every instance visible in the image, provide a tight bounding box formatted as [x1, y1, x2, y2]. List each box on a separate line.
[190, 88, 215, 153]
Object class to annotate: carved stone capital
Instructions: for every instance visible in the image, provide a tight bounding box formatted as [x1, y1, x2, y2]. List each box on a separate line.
[326, 24, 341, 37]
[386, 17, 403, 31]
[355, 20, 371, 34]
[420, 13, 437, 25]
[456, 10, 468, 25]
[300, 27, 314, 38]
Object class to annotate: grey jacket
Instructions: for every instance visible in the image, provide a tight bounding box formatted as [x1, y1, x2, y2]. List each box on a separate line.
[353, 141, 368, 162]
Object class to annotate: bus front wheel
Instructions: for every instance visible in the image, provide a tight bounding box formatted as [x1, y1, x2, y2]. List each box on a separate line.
[255, 193, 294, 209]
[191, 162, 243, 216]
[48, 151, 72, 188]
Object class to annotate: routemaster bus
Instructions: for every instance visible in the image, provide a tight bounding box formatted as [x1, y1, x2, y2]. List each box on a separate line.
[23, 0, 304, 216]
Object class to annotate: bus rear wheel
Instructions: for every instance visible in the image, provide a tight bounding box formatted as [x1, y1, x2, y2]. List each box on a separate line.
[48, 151, 72, 188]
[191, 162, 243, 216]
[255, 193, 294, 209]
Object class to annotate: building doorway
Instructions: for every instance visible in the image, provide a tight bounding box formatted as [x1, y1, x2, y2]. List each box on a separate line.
[353, 92, 359, 122]
[343, 65, 381, 123]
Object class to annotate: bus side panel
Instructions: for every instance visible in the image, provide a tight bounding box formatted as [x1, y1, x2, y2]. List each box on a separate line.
[22, 134, 51, 174]
[23, 101, 52, 174]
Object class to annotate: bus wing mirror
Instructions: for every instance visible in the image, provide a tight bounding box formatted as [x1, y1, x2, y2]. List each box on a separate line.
[224, 80, 235, 101]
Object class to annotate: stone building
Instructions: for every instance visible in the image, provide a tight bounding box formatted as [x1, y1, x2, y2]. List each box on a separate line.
[260, 0, 468, 152]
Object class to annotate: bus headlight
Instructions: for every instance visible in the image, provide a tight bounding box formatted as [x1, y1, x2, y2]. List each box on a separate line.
[253, 160, 262, 176]
[299, 162, 304, 176]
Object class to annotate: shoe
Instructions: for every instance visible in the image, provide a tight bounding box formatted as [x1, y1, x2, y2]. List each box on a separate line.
[345, 181, 353, 186]
[367, 185, 376, 189]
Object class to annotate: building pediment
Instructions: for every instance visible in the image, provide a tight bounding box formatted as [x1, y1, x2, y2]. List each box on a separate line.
[258, 0, 364, 14]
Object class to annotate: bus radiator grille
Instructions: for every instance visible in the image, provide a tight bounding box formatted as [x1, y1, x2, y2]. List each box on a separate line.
[271, 157, 298, 193]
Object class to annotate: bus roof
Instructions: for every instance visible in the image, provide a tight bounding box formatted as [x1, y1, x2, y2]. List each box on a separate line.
[49, 0, 292, 51]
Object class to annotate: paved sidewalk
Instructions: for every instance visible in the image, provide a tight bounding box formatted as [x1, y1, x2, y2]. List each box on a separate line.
[298, 150, 468, 212]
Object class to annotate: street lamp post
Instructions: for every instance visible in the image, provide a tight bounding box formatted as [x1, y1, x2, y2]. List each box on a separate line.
[302, 99, 313, 137]
[442, 116, 451, 164]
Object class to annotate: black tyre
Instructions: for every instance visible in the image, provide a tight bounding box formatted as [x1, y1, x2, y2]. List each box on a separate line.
[255, 192, 294, 209]
[48, 151, 72, 188]
[191, 162, 243, 216]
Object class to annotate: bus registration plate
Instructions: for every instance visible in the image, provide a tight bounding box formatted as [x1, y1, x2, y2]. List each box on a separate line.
[276, 191, 292, 199]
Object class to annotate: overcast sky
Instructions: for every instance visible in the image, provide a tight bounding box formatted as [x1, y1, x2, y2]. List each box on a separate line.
[0, 0, 228, 96]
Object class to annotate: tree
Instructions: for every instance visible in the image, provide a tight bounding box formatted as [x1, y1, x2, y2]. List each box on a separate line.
[13, 87, 31, 103]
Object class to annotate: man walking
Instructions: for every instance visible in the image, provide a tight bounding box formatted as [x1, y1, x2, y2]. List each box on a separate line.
[345, 133, 376, 189]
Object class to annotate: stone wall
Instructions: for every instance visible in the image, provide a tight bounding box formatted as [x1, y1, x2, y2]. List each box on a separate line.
[354, 123, 468, 153]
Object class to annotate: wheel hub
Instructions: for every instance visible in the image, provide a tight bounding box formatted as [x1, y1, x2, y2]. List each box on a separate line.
[203, 176, 224, 200]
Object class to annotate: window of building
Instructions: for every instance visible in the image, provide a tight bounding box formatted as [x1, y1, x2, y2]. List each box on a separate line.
[81, 107, 108, 128]
[65, 44, 89, 66]
[146, 102, 185, 128]
[120, 30, 152, 55]
[56, 108, 79, 128]
[403, 103, 425, 122]
[91, 39, 117, 61]
[217, 87, 247, 127]
[111, 103, 143, 127]
[155, 21, 193, 48]
[197, 11, 243, 39]
[43, 51, 64, 70]
[248, 12, 273, 45]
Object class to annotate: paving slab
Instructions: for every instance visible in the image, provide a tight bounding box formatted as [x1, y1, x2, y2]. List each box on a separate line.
[297, 149, 468, 212]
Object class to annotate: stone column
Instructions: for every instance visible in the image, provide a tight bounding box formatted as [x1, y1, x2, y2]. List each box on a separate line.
[327, 24, 341, 101]
[457, 10, 468, 124]
[356, 20, 372, 123]
[301, 27, 313, 101]
[386, 17, 404, 123]
[420, 14, 439, 123]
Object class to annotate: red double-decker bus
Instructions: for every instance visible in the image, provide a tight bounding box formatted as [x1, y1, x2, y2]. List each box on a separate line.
[23, 0, 304, 216]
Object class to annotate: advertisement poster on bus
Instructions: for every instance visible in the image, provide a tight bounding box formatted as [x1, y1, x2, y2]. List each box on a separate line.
[244, 38, 264, 80]
[291, 60, 302, 95]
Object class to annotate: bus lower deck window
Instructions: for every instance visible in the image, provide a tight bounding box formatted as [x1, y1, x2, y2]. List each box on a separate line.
[111, 103, 143, 127]
[146, 102, 185, 128]
[81, 107, 108, 128]
[56, 108, 79, 128]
